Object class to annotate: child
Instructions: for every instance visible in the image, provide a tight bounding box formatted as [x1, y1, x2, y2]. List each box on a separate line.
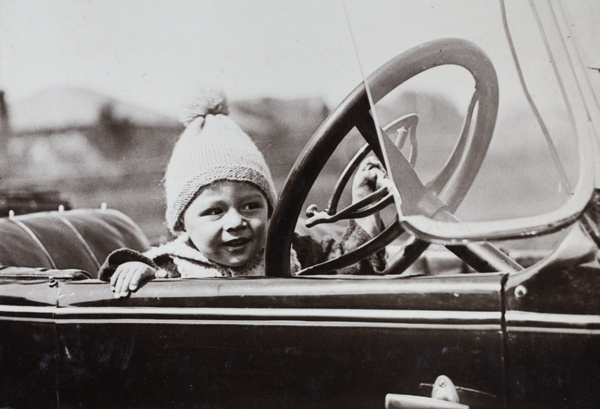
[99, 87, 387, 298]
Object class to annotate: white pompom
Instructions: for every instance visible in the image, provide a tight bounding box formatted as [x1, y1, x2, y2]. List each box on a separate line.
[178, 85, 229, 126]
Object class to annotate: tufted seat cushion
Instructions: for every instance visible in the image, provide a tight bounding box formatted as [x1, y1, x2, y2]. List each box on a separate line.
[0, 209, 151, 279]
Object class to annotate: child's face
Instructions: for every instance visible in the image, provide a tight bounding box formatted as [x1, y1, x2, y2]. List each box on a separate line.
[183, 180, 269, 267]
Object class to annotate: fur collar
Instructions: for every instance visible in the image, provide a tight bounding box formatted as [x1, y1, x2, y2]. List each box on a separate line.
[144, 234, 264, 277]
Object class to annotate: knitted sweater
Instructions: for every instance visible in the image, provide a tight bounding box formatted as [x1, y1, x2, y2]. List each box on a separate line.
[98, 220, 385, 280]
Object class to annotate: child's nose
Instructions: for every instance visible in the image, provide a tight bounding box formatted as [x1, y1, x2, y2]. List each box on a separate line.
[223, 209, 247, 230]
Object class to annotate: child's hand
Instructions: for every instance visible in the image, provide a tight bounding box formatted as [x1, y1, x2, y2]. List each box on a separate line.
[351, 156, 390, 237]
[352, 156, 389, 203]
[110, 261, 157, 299]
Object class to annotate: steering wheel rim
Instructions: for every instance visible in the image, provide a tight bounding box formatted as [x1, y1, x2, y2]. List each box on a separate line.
[266, 38, 499, 277]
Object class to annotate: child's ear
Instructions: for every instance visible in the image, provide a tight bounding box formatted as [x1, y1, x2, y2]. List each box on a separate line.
[173, 219, 187, 236]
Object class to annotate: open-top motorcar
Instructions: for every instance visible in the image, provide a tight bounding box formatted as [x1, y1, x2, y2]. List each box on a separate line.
[1, 1, 599, 408]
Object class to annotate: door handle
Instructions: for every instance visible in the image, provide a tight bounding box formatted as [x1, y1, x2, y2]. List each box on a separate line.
[387, 375, 497, 409]
[386, 394, 469, 409]
[386, 375, 467, 409]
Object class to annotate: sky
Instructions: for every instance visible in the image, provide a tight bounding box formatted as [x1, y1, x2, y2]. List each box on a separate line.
[0, 0, 362, 115]
[1, 0, 598, 117]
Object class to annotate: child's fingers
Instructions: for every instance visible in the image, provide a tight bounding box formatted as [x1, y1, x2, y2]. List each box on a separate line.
[373, 168, 392, 189]
[363, 158, 390, 190]
[361, 156, 383, 171]
[128, 265, 151, 291]
[118, 270, 135, 298]
[110, 263, 155, 298]
[370, 166, 387, 182]
[109, 269, 119, 289]
[111, 268, 128, 298]
[112, 266, 135, 298]
[359, 157, 386, 185]
[129, 271, 142, 291]
[354, 161, 379, 200]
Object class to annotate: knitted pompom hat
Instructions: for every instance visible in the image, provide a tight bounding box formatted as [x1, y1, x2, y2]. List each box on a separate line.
[165, 87, 277, 233]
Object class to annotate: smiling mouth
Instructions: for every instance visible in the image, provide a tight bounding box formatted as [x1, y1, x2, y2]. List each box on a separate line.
[224, 237, 251, 248]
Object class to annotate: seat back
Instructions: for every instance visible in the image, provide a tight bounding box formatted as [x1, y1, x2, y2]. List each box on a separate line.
[0, 208, 151, 278]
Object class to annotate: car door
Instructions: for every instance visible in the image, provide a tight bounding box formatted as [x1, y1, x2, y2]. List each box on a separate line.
[0, 278, 60, 409]
[55, 271, 507, 409]
[503, 223, 600, 409]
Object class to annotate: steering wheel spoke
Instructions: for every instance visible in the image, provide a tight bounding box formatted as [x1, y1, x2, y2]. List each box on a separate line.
[305, 188, 393, 228]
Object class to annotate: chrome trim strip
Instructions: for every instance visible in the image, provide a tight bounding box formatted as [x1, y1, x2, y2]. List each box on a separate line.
[0, 316, 56, 324]
[0, 305, 500, 318]
[56, 319, 500, 330]
[53, 307, 500, 321]
[507, 327, 600, 335]
[0, 305, 56, 314]
[0, 305, 56, 323]
[506, 311, 600, 334]
[0, 305, 501, 328]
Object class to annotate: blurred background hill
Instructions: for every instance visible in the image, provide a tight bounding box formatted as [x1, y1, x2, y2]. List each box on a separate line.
[0, 87, 334, 242]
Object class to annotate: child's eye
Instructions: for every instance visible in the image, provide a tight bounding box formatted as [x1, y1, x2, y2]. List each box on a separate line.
[243, 202, 264, 212]
[200, 208, 223, 216]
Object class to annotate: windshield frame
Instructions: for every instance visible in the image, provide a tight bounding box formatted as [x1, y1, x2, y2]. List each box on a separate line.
[359, 0, 599, 245]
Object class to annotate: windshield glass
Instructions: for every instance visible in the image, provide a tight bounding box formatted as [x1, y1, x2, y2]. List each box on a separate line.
[343, 0, 596, 233]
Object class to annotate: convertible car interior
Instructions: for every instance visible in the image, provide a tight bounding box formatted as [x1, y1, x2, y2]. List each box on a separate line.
[0, 206, 547, 281]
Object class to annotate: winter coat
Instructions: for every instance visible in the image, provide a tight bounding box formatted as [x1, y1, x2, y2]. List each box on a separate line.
[98, 220, 386, 280]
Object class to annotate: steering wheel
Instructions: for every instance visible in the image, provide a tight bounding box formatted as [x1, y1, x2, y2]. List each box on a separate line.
[266, 38, 507, 277]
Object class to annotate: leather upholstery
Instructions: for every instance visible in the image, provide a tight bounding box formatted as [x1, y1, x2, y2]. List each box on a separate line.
[0, 209, 151, 278]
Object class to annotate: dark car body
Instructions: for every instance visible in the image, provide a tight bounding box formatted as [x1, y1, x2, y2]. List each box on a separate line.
[1, 203, 599, 409]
